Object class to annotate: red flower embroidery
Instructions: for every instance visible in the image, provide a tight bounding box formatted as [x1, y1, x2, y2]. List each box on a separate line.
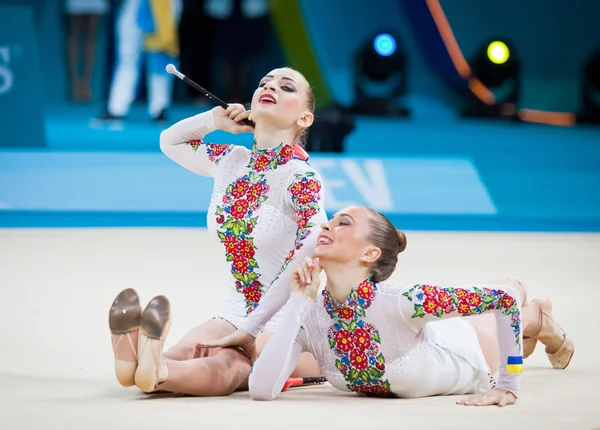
[233, 256, 248, 274]
[350, 350, 369, 370]
[235, 240, 255, 259]
[289, 182, 305, 197]
[216, 143, 300, 315]
[297, 217, 307, 229]
[352, 328, 371, 351]
[357, 280, 374, 300]
[231, 179, 250, 199]
[423, 297, 439, 314]
[303, 207, 317, 219]
[403, 284, 522, 347]
[224, 236, 237, 253]
[458, 300, 471, 314]
[325, 279, 394, 397]
[468, 292, 482, 307]
[188, 140, 232, 163]
[454, 288, 469, 300]
[335, 330, 353, 352]
[422, 285, 439, 297]
[249, 143, 295, 171]
[209, 144, 229, 157]
[502, 295, 514, 308]
[280, 145, 293, 159]
[339, 307, 355, 320]
[243, 287, 262, 303]
[298, 192, 314, 205]
[247, 183, 264, 200]
[231, 199, 249, 219]
[437, 291, 452, 308]
[254, 156, 270, 171]
[305, 179, 321, 193]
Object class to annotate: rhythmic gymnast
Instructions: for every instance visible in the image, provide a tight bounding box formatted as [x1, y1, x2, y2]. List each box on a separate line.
[247, 206, 574, 405]
[108, 67, 327, 395]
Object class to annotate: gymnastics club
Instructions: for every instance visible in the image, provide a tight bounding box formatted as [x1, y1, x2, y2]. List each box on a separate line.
[166, 63, 255, 128]
[281, 376, 328, 392]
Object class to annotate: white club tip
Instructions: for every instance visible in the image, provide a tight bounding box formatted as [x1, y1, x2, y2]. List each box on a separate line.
[165, 63, 177, 74]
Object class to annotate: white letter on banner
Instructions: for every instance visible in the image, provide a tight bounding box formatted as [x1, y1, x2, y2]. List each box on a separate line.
[0, 46, 14, 95]
[341, 159, 393, 210]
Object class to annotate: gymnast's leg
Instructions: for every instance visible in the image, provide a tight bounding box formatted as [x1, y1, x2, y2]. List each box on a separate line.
[134, 300, 253, 396]
[467, 278, 572, 373]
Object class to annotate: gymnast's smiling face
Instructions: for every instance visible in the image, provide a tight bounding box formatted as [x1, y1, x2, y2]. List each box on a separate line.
[313, 206, 378, 267]
[313, 206, 407, 283]
[250, 68, 314, 136]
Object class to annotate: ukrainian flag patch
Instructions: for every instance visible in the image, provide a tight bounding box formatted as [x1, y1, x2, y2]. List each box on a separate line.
[506, 356, 523, 373]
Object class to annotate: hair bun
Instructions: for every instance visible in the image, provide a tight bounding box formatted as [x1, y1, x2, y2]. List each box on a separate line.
[397, 229, 407, 254]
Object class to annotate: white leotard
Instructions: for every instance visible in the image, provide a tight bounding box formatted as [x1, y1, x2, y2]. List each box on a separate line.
[160, 110, 327, 336]
[249, 279, 523, 400]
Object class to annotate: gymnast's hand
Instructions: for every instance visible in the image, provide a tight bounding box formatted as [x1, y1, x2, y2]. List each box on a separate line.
[456, 388, 517, 407]
[195, 328, 257, 363]
[212, 104, 255, 134]
[291, 257, 322, 301]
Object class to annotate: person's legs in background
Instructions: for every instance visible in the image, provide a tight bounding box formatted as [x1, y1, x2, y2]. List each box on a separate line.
[65, 0, 109, 102]
[145, 0, 182, 123]
[102, 0, 143, 120]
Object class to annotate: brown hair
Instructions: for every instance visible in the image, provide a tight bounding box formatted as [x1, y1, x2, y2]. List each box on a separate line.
[365, 208, 407, 282]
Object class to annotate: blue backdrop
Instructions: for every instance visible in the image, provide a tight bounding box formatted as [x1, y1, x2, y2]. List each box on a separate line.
[0, 5, 46, 147]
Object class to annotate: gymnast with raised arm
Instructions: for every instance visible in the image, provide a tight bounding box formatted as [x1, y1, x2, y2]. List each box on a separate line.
[108, 67, 327, 396]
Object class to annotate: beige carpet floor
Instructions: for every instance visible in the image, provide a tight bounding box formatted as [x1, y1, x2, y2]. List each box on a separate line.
[1, 228, 598, 429]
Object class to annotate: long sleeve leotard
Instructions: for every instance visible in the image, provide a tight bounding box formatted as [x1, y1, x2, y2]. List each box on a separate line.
[159, 110, 328, 335]
[249, 279, 523, 400]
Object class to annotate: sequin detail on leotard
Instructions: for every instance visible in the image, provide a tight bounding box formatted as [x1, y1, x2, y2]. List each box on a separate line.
[402, 284, 522, 347]
[215, 172, 270, 314]
[188, 139, 233, 165]
[324, 279, 397, 397]
[275, 172, 323, 277]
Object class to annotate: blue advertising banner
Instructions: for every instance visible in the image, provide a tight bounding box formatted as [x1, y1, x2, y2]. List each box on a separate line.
[0, 151, 496, 223]
[0, 5, 46, 148]
[2, 150, 599, 231]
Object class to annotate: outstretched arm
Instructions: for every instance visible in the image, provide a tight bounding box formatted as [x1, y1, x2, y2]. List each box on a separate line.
[248, 293, 314, 401]
[239, 170, 327, 337]
[399, 283, 523, 397]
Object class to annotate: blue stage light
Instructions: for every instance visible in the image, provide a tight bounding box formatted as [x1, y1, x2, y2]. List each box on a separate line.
[373, 34, 396, 57]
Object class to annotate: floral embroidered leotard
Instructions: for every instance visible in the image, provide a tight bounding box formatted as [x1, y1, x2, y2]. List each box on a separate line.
[159, 110, 327, 336]
[249, 279, 524, 400]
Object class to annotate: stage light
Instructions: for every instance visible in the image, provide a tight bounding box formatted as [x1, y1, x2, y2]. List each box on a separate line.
[352, 31, 410, 117]
[579, 48, 600, 124]
[462, 38, 521, 119]
[374, 34, 396, 57]
[487, 41, 510, 65]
